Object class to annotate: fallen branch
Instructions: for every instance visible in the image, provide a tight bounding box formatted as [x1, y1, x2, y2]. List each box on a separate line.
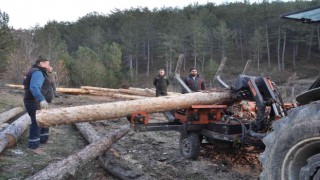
[0, 114, 31, 153]
[26, 125, 130, 180]
[0, 107, 24, 124]
[37, 90, 231, 127]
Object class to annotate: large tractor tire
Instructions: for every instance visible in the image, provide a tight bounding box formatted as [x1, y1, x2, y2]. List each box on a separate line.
[259, 100, 320, 180]
[180, 131, 201, 159]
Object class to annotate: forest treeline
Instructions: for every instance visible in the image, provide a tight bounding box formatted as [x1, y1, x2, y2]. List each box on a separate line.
[0, 1, 319, 88]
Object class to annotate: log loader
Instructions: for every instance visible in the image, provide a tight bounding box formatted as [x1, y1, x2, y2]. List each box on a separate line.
[129, 58, 295, 158]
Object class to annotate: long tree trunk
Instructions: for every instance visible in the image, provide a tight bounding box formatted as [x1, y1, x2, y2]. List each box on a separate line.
[0, 114, 31, 153]
[258, 39, 260, 71]
[37, 90, 231, 127]
[0, 107, 24, 124]
[307, 26, 315, 61]
[135, 46, 138, 76]
[317, 27, 320, 52]
[265, 24, 271, 68]
[281, 28, 287, 71]
[183, 45, 186, 71]
[129, 55, 133, 79]
[277, 27, 281, 71]
[147, 35, 150, 77]
[293, 42, 296, 69]
[240, 30, 244, 61]
[76, 122, 152, 180]
[26, 126, 130, 180]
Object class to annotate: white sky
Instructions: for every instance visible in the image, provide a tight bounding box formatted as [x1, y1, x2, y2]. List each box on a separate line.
[1, 0, 289, 29]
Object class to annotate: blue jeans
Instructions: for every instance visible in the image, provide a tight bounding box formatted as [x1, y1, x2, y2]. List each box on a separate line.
[24, 102, 49, 149]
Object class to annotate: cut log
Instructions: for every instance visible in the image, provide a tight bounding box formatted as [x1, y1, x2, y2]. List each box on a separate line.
[6, 84, 90, 95]
[55, 87, 90, 95]
[0, 114, 31, 153]
[37, 90, 231, 127]
[5, 84, 24, 89]
[129, 87, 180, 96]
[108, 93, 146, 100]
[76, 122, 152, 179]
[26, 125, 130, 180]
[82, 86, 154, 97]
[0, 107, 24, 124]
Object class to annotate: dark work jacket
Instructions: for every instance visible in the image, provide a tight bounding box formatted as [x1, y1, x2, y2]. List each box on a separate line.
[153, 75, 170, 91]
[183, 74, 206, 93]
[23, 65, 53, 103]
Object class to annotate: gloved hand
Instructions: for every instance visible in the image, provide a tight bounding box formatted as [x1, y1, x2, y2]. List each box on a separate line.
[40, 100, 49, 110]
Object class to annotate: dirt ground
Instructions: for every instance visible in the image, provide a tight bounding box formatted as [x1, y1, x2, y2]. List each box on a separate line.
[0, 85, 262, 180]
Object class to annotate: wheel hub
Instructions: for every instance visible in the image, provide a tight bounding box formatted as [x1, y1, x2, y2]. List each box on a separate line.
[281, 137, 320, 180]
[300, 154, 320, 180]
[182, 139, 191, 154]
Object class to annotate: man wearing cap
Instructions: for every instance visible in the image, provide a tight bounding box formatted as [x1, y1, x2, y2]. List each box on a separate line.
[182, 67, 206, 93]
[23, 56, 53, 155]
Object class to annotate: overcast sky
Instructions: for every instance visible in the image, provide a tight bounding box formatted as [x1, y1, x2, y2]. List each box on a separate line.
[2, 0, 290, 29]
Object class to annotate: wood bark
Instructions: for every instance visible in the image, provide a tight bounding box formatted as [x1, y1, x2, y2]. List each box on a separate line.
[0, 123, 9, 132]
[37, 90, 231, 127]
[0, 107, 24, 124]
[76, 123, 152, 180]
[26, 125, 130, 180]
[0, 114, 31, 153]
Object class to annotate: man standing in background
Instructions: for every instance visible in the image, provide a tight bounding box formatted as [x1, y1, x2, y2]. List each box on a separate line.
[182, 67, 206, 93]
[23, 56, 53, 155]
[47, 66, 59, 97]
[153, 69, 170, 97]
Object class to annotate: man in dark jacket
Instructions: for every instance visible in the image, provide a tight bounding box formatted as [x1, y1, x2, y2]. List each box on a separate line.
[153, 69, 170, 97]
[182, 67, 206, 93]
[24, 56, 53, 155]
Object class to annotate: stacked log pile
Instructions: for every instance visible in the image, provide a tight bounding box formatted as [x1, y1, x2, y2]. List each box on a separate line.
[5, 84, 179, 100]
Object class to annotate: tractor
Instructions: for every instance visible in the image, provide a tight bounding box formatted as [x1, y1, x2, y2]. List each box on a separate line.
[259, 5, 320, 180]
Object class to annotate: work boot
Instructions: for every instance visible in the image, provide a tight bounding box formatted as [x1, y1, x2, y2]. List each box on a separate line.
[28, 147, 46, 155]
